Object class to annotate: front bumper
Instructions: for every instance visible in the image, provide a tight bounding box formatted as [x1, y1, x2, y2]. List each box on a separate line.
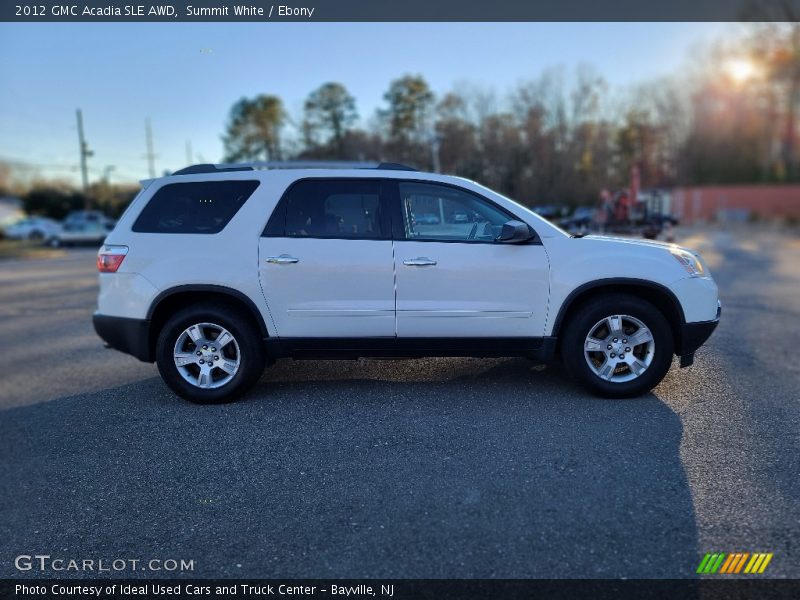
[678, 301, 721, 367]
[93, 312, 153, 362]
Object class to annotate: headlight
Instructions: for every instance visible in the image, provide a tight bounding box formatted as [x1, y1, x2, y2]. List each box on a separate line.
[670, 248, 706, 277]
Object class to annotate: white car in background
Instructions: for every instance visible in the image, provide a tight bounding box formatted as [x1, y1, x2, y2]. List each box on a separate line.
[93, 162, 720, 404]
[64, 210, 115, 228]
[3, 216, 61, 240]
[48, 220, 111, 247]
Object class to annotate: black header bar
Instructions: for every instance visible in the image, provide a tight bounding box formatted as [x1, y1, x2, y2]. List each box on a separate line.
[3, 0, 800, 22]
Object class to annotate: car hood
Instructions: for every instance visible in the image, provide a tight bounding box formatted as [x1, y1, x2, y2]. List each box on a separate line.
[582, 234, 697, 255]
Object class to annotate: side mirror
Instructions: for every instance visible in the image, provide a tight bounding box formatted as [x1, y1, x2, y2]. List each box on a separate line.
[496, 220, 533, 243]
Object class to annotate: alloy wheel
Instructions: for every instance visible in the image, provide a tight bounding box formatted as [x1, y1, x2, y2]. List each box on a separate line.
[583, 314, 655, 383]
[173, 322, 241, 389]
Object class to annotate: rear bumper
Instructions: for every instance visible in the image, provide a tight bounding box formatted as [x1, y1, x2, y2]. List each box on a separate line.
[93, 312, 152, 362]
[678, 301, 721, 366]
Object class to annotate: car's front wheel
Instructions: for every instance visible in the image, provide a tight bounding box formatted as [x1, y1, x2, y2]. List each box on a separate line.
[561, 294, 674, 398]
[156, 304, 266, 403]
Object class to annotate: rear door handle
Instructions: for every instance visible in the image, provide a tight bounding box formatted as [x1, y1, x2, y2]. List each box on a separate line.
[403, 257, 437, 266]
[266, 254, 299, 264]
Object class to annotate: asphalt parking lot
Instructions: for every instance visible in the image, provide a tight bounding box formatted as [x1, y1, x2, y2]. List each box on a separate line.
[1, 227, 799, 578]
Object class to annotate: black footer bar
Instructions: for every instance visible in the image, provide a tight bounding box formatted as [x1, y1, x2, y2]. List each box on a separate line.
[4, 579, 800, 600]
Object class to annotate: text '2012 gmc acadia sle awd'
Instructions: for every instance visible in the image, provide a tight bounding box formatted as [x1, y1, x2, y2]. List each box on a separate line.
[93, 162, 720, 403]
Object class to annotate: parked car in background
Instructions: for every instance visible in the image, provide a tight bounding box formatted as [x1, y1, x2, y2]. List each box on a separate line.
[48, 221, 109, 247]
[65, 210, 107, 223]
[3, 216, 61, 240]
[560, 206, 596, 233]
[415, 213, 440, 225]
[451, 211, 470, 223]
[64, 210, 116, 231]
[531, 205, 562, 221]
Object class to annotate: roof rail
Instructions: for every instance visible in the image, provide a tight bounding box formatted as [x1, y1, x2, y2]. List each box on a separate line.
[171, 161, 418, 176]
[171, 163, 251, 175]
[376, 162, 418, 171]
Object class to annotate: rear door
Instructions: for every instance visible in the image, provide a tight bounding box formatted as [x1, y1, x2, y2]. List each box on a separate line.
[391, 180, 550, 338]
[258, 178, 395, 338]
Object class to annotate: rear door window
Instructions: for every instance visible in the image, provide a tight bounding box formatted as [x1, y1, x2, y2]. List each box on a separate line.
[132, 180, 259, 234]
[264, 179, 386, 239]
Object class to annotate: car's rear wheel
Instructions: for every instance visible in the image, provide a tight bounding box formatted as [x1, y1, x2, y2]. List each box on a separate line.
[156, 304, 265, 403]
[561, 294, 674, 398]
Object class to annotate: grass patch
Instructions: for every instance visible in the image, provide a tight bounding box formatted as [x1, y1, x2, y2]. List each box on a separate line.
[0, 239, 66, 260]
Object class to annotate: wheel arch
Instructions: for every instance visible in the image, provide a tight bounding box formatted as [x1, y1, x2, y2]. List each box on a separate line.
[551, 278, 686, 355]
[146, 285, 270, 362]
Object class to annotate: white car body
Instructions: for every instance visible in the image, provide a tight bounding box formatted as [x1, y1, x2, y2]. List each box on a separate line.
[3, 216, 61, 240]
[50, 221, 111, 246]
[93, 163, 720, 401]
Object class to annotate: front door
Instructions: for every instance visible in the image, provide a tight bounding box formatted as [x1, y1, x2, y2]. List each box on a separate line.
[392, 181, 549, 338]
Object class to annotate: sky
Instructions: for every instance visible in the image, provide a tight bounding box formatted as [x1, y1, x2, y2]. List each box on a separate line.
[0, 22, 735, 185]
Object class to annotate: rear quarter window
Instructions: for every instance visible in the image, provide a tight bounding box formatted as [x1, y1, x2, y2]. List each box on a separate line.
[132, 180, 259, 234]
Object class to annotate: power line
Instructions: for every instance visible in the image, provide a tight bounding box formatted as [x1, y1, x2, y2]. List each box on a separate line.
[0, 158, 80, 170]
[0, 157, 141, 184]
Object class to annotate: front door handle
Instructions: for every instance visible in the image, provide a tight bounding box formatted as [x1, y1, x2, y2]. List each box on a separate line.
[266, 254, 299, 264]
[403, 257, 437, 266]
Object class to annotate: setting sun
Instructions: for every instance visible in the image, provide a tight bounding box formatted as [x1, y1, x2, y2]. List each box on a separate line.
[725, 58, 757, 83]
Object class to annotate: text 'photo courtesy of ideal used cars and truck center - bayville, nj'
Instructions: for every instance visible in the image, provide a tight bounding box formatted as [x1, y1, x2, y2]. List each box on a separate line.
[1, 2, 799, 600]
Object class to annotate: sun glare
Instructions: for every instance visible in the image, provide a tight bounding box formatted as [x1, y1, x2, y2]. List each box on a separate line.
[725, 58, 757, 84]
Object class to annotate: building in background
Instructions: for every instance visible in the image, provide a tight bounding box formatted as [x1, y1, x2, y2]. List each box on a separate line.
[672, 185, 800, 224]
[0, 196, 24, 228]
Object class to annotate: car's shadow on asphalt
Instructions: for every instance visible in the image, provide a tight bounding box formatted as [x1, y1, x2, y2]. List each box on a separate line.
[1, 358, 698, 579]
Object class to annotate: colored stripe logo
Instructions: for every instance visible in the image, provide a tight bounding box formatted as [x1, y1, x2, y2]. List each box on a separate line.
[697, 552, 773, 574]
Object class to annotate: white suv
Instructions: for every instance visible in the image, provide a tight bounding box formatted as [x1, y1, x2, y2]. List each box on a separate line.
[94, 162, 720, 403]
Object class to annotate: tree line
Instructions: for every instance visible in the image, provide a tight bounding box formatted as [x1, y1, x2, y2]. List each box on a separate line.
[221, 23, 800, 207]
[5, 22, 800, 222]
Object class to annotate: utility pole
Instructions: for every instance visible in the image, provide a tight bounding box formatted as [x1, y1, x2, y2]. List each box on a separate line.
[144, 118, 157, 178]
[76, 109, 93, 208]
[185, 140, 193, 166]
[430, 133, 442, 173]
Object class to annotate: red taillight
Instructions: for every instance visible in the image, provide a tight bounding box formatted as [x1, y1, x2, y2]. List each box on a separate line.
[97, 245, 128, 273]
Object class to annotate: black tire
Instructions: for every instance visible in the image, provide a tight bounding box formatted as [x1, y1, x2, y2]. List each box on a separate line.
[156, 303, 266, 404]
[560, 293, 674, 398]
